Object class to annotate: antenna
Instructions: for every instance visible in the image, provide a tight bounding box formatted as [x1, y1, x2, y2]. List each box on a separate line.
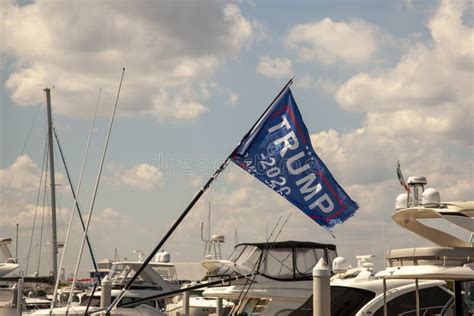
[114, 248, 120, 262]
[208, 202, 211, 242]
[200, 222, 206, 241]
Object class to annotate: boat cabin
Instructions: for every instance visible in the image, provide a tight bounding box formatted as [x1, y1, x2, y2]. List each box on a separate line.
[108, 261, 180, 290]
[228, 241, 337, 281]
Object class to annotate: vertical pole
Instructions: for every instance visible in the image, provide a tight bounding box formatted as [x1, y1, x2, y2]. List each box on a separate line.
[15, 224, 18, 261]
[383, 278, 387, 316]
[454, 281, 463, 316]
[100, 277, 112, 308]
[312, 258, 330, 316]
[183, 291, 190, 316]
[208, 202, 211, 241]
[16, 278, 23, 316]
[208, 202, 211, 256]
[415, 278, 420, 316]
[216, 297, 223, 316]
[100, 277, 112, 316]
[45, 88, 58, 283]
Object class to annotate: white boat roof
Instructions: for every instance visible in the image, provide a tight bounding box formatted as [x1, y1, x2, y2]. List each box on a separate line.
[392, 201, 474, 247]
[377, 264, 474, 281]
[386, 181, 474, 281]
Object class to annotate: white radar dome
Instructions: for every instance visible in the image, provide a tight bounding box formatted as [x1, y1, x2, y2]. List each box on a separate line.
[155, 251, 171, 263]
[422, 188, 440, 208]
[211, 235, 225, 243]
[332, 257, 349, 274]
[395, 193, 408, 210]
[407, 176, 427, 185]
[159, 251, 170, 263]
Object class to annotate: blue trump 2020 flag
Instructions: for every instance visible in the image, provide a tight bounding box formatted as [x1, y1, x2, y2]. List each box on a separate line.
[231, 87, 358, 228]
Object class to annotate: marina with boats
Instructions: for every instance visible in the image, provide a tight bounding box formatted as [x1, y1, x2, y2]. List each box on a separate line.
[1, 174, 474, 315]
[2, 1, 473, 315]
[1, 82, 473, 316]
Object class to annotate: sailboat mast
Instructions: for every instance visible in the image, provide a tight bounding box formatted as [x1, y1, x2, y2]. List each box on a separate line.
[44, 88, 58, 281]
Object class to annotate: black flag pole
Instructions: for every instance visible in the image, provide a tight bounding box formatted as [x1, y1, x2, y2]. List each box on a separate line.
[106, 77, 294, 313]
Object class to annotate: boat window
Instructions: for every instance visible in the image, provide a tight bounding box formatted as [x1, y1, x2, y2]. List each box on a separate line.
[229, 245, 248, 262]
[234, 246, 261, 269]
[373, 286, 452, 316]
[108, 264, 162, 287]
[275, 309, 294, 316]
[327, 249, 337, 267]
[463, 281, 474, 311]
[331, 286, 376, 315]
[295, 248, 326, 275]
[288, 286, 376, 316]
[151, 265, 178, 283]
[263, 249, 294, 279]
[108, 264, 133, 285]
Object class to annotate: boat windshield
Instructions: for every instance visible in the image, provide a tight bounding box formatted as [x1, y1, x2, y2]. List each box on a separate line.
[108, 264, 164, 287]
[109, 264, 137, 285]
[231, 245, 261, 269]
[151, 265, 179, 283]
[230, 242, 337, 281]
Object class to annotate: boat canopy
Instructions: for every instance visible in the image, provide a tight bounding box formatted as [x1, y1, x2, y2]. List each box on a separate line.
[108, 262, 178, 290]
[230, 241, 337, 281]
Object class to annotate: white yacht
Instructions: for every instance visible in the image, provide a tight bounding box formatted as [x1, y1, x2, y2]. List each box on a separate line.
[291, 255, 455, 315]
[30, 260, 180, 316]
[202, 240, 338, 315]
[0, 238, 19, 277]
[291, 175, 474, 315]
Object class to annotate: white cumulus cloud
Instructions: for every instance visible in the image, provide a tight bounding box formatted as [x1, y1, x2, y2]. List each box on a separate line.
[2, 1, 254, 121]
[312, 0, 473, 202]
[0, 154, 67, 228]
[114, 163, 164, 191]
[335, 0, 473, 146]
[287, 17, 378, 65]
[257, 56, 293, 78]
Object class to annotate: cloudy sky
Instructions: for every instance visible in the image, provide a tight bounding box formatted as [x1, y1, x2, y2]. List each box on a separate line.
[1, 0, 473, 277]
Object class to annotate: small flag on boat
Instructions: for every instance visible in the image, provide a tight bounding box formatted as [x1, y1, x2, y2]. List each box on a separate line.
[396, 160, 410, 192]
[231, 87, 358, 228]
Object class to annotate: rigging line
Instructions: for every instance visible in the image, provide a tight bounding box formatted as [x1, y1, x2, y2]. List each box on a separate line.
[37, 148, 49, 275]
[236, 215, 283, 303]
[67, 69, 125, 315]
[237, 218, 282, 299]
[53, 144, 66, 237]
[53, 123, 100, 271]
[238, 213, 292, 304]
[25, 138, 48, 275]
[1, 102, 43, 205]
[51, 88, 102, 311]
